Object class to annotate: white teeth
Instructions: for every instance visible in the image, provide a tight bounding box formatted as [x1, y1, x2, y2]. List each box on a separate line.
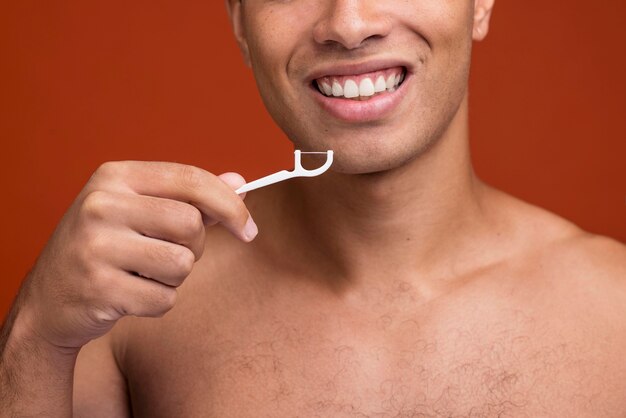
[317, 70, 405, 98]
[374, 76, 386, 93]
[359, 78, 375, 97]
[321, 81, 332, 96]
[343, 79, 359, 98]
[331, 81, 343, 97]
[385, 74, 396, 90]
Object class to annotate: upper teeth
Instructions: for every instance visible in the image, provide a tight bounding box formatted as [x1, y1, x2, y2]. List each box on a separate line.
[316, 70, 405, 99]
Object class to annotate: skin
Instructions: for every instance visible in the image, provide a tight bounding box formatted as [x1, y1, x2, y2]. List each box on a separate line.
[1, 0, 625, 417]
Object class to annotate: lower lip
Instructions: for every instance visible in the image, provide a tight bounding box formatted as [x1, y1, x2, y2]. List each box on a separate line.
[309, 72, 410, 123]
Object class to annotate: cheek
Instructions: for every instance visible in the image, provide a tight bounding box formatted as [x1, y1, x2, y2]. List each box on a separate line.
[401, 2, 474, 105]
[412, 1, 475, 38]
[246, 24, 285, 82]
[244, 6, 309, 116]
[404, 1, 474, 64]
[244, 3, 314, 80]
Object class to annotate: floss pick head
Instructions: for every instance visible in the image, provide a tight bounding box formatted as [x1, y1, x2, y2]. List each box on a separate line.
[235, 150, 333, 194]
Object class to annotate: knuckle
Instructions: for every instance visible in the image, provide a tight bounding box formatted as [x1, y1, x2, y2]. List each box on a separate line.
[89, 305, 122, 323]
[148, 244, 194, 277]
[93, 161, 122, 182]
[113, 284, 177, 319]
[150, 288, 177, 317]
[179, 205, 204, 237]
[191, 239, 205, 261]
[177, 164, 204, 191]
[173, 248, 195, 278]
[81, 190, 113, 220]
[162, 288, 177, 311]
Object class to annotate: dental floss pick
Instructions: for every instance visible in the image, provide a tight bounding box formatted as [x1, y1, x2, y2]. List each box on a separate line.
[235, 150, 334, 195]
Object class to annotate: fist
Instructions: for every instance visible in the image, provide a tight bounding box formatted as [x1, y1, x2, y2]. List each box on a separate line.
[20, 161, 257, 350]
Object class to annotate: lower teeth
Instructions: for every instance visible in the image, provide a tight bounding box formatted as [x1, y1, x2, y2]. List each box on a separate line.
[350, 95, 377, 101]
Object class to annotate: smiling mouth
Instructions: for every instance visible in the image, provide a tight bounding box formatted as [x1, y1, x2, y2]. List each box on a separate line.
[312, 66, 407, 101]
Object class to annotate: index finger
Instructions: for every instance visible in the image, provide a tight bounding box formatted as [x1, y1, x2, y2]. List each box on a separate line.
[105, 161, 257, 242]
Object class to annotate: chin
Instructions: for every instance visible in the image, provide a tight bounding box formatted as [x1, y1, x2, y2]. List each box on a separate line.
[331, 156, 411, 175]
[290, 130, 431, 175]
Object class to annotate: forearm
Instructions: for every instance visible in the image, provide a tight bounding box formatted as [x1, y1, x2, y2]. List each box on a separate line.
[1, 290, 78, 417]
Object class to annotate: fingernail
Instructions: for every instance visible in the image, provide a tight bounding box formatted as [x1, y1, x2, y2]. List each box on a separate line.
[243, 215, 258, 241]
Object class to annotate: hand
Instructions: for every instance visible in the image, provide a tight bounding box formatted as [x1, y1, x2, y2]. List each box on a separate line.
[18, 161, 257, 350]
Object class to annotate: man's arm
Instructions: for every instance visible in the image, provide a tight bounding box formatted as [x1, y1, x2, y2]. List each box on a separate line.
[1, 162, 257, 416]
[0, 290, 77, 417]
[1, 294, 130, 418]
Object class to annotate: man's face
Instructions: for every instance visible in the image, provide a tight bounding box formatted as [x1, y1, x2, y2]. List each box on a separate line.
[227, 0, 494, 174]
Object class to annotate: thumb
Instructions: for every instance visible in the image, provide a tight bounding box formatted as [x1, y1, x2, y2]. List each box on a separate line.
[217, 172, 247, 199]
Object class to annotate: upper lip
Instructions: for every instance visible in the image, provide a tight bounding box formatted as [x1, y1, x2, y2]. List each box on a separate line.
[305, 58, 412, 83]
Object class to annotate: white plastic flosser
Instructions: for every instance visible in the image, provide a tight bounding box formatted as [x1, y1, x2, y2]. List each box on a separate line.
[235, 150, 334, 195]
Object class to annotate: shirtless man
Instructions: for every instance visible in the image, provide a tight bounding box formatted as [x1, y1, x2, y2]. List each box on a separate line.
[2, 0, 625, 416]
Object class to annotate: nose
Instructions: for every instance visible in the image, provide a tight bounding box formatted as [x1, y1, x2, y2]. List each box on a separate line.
[313, 0, 392, 50]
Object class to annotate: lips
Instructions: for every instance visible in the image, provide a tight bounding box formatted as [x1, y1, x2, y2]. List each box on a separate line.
[307, 63, 411, 123]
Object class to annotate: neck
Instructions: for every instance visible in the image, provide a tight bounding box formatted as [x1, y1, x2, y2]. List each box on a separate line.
[254, 95, 495, 292]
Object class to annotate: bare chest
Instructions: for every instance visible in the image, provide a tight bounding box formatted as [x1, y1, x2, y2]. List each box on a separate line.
[123, 303, 624, 418]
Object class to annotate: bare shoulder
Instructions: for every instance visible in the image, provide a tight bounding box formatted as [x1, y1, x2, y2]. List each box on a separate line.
[490, 186, 626, 291]
[555, 229, 626, 277]
[545, 228, 626, 310]
[486, 185, 624, 266]
[521, 201, 626, 280]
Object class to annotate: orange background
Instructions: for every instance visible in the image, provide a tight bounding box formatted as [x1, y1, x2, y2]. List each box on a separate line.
[1, 1, 625, 319]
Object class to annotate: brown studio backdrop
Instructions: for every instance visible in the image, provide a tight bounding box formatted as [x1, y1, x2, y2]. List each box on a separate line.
[1, 1, 625, 318]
